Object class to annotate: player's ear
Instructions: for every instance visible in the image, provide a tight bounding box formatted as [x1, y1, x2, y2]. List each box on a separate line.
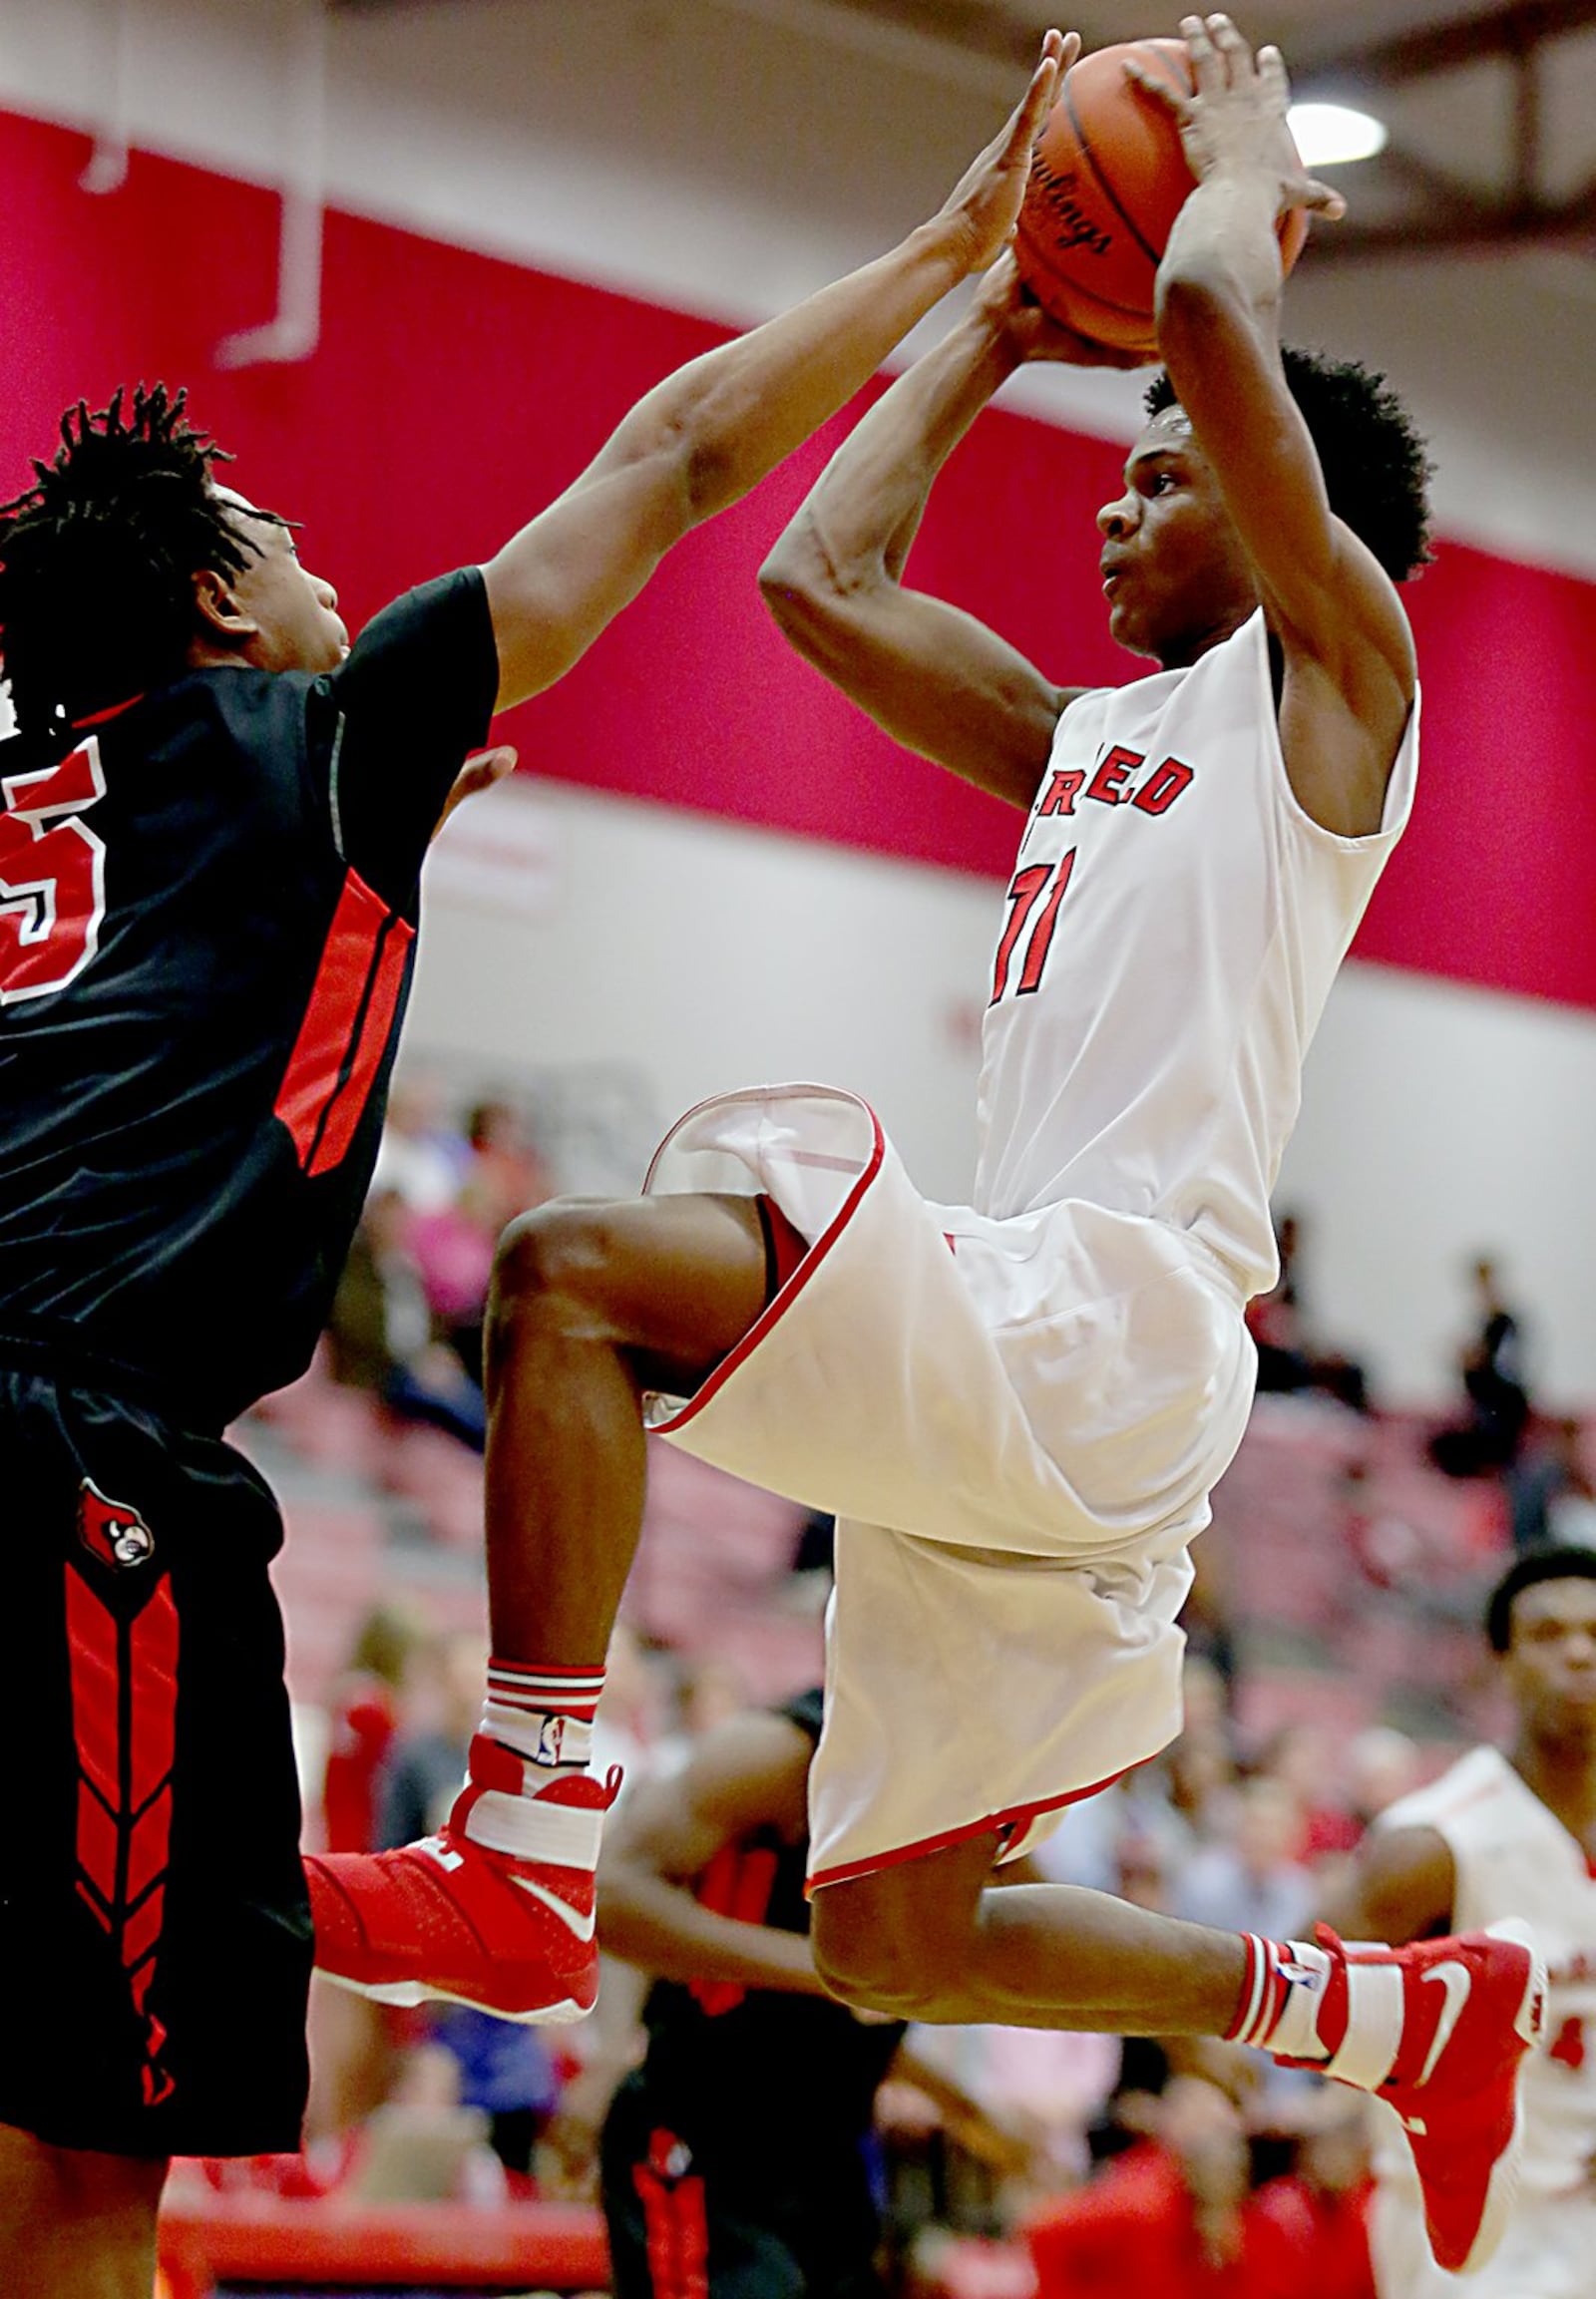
[192, 566, 259, 644]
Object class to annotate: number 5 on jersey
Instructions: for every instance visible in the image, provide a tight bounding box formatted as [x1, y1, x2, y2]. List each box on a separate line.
[991, 851, 1075, 1006]
[0, 738, 109, 1005]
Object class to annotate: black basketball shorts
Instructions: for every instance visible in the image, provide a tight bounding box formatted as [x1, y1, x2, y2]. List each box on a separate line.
[600, 2073, 885, 2299]
[0, 1360, 312, 2157]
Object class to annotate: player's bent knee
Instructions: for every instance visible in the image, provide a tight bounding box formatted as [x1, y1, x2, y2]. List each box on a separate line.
[489, 1198, 619, 1327]
[811, 1905, 954, 2022]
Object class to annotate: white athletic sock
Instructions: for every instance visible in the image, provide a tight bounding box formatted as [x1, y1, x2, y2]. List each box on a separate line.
[1229, 1933, 1406, 2093]
[482, 1657, 603, 1779]
[1228, 1934, 1336, 2060]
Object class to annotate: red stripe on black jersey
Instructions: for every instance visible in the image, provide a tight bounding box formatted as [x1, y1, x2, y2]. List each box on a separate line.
[273, 868, 415, 1178]
[688, 1841, 779, 2018]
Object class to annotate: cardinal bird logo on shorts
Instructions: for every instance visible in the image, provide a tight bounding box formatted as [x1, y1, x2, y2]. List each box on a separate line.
[78, 1479, 157, 1570]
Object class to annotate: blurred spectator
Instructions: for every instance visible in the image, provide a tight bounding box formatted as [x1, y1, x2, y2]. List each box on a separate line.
[1248, 1213, 1370, 1414]
[1428, 1256, 1531, 1477]
[1258, 1725, 1363, 1863]
[1023, 2076, 1318, 2297]
[593, 1623, 671, 1790]
[1174, 1777, 1314, 1943]
[321, 1603, 426, 1854]
[327, 1187, 487, 1450]
[371, 1069, 471, 1216]
[377, 1630, 489, 1847]
[1508, 1415, 1596, 1552]
[411, 1097, 551, 1380]
[1249, 2093, 1377, 2299]
[1344, 1727, 1422, 1830]
[1181, 1540, 1241, 1707]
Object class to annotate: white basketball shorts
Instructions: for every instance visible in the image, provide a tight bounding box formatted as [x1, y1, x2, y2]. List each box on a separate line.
[642, 1084, 1256, 1888]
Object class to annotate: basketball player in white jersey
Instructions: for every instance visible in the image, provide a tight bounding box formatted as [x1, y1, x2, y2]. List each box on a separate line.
[311, 18, 1544, 2277]
[1325, 1547, 1596, 2297]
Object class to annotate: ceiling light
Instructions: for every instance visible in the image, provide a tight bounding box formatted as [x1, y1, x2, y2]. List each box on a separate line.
[1287, 102, 1389, 168]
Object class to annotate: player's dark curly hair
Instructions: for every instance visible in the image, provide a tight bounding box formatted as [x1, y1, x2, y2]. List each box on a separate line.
[1144, 347, 1433, 584]
[1485, 1545, 1596, 1654]
[0, 383, 268, 741]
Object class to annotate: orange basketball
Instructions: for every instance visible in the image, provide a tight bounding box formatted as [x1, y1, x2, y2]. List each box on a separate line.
[1014, 38, 1309, 358]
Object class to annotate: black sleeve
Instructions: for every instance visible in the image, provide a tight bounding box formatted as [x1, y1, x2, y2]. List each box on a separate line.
[307, 567, 499, 912]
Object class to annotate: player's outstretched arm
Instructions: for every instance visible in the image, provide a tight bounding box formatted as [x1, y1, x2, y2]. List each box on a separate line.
[760, 253, 1137, 811]
[482, 34, 1069, 713]
[1317, 1824, 1455, 1947]
[598, 1712, 831, 1996]
[1134, 13, 1414, 837]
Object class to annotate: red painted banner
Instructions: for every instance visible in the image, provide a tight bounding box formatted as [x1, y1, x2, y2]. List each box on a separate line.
[3, 107, 1594, 1007]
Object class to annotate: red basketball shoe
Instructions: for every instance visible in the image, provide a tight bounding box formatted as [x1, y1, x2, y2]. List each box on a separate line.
[306, 1749, 619, 2025]
[1321, 1920, 1546, 2275]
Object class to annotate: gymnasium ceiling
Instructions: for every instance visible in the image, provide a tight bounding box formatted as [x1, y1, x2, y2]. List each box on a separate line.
[329, 1, 1596, 271]
[797, 0, 1596, 265]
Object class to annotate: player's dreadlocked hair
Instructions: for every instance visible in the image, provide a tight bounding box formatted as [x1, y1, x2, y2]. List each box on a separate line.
[0, 383, 263, 742]
[1143, 348, 1433, 585]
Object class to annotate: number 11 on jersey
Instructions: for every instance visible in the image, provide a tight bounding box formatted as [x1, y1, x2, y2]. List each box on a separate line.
[991, 850, 1075, 1006]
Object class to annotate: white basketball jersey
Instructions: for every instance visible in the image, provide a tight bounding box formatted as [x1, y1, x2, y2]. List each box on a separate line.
[975, 610, 1417, 1299]
[1374, 1746, 1596, 2208]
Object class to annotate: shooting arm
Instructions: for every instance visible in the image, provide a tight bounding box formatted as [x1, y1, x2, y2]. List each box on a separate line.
[759, 295, 1075, 811]
[1141, 21, 1413, 836]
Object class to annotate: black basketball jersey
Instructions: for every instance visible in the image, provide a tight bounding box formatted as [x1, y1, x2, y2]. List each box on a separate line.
[0, 569, 498, 1427]
[636, 1692, 905, 2170]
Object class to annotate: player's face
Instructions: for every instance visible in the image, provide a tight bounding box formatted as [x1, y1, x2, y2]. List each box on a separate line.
[212, 489, 349, 674]
[1096, 409, 1257, 668]
[1504, 1578, 1596, 1737]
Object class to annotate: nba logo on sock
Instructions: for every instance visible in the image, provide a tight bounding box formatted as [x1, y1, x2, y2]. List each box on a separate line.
[78, 1479, 156, 1570]
[535, 1714, 567, 1766]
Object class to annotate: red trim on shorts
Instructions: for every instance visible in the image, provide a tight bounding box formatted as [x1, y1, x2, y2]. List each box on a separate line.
[806, 1764, 1128, 1894]
[273, 869, 414, 1175]
[757, 1193, 809, 1299]
[643, 1093, 886, 1436]
[65, 1559, 182, 2107]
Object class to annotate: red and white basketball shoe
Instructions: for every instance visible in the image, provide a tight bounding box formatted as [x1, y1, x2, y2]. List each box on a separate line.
[306, 1748, 620, 2025]
[1319, 1920, 1546, 2275]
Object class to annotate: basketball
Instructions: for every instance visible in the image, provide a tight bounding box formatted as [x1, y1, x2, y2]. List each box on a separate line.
[1014, 38, 1310, 357]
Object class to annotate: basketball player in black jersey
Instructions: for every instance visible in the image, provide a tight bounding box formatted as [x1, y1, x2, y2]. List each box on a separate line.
[0, 50, 1068, 2294]
[595, 1691, 905, 2299]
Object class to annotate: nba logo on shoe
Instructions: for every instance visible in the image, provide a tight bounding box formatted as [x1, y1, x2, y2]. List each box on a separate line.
[535, 1715, 567, 1767]
[78, 1478, 156, 1569]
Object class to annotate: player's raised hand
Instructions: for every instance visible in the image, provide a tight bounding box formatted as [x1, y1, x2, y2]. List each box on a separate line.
[974, 250, 1150, 368]
[430, 743, 518, 841]
[934, 30, 1077, 275]
[1127, 13, 1345, 222]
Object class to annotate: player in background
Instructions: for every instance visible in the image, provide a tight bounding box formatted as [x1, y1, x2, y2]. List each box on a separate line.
[588, 1690, 906, 2298]
[308, 16, 1544, 2283]
[0, 47, 1068, 2296]
[1323, 1547, 1596, 2299]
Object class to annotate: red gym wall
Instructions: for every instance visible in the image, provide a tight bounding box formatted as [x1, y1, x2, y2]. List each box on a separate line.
[4, 105, 1592, 1009]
